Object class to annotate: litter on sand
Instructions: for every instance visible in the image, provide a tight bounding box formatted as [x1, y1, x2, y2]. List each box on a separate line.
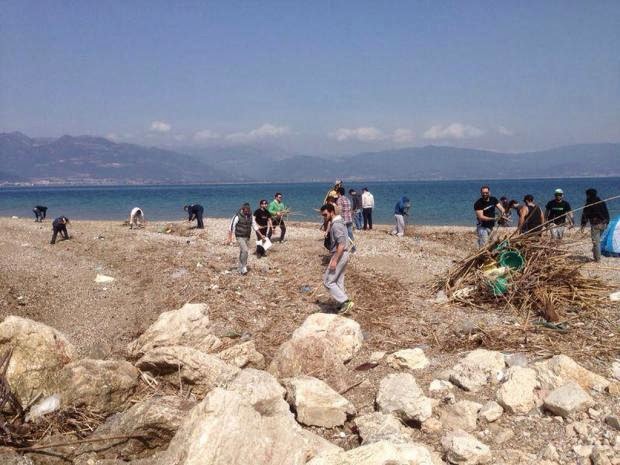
[94, 274, 115, 283]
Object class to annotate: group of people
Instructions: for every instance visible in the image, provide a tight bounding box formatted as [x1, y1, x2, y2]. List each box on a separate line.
[474, 186, 610, 261]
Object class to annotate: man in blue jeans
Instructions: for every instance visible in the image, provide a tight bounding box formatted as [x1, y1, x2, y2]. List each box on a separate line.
[474, 186, 505, 247]
[349, 188, 363, 230]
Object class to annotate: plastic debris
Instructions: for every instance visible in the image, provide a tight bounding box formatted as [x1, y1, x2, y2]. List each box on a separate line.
[95, 274, 115, 283]
[27, 394, 61, 421]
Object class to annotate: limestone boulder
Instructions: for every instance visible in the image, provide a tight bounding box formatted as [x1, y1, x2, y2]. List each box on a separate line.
[441, 429, 492, 464]
[376, 373, 433, 423]
[0, 447, 34, 464]
[534, 354, 609, 392]
[228, 368, 289, 416]
[496, 366, 539, 414]
[440, 400, 482, 432]
[543, 381, 595, 418]
[0, 316, 76, 406]
[127, 303, 222, 357]
[269, 335, 348, 391]
[354, 412, 412, 445]
[57, 359, 140, 414]
[292, 313, 363, 363]
[387, 348, 430, 370]
[284, 376, 356, 428]
[216, 341, 265, 369]
[135, 345, 239, 394]
[307, 440, 437, 465]
[136, 388, 341, 465]
[478, 401, 503, 423]
[76, 395, 195, 460]
[449, 349, 505, 392]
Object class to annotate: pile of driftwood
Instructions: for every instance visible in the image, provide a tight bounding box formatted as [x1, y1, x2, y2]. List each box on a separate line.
[435, 232, 608, 323]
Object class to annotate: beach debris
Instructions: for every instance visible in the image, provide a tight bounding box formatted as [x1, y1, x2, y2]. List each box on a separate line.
[610, 291, 620, 301]
[26, 394, 61, 421]
[11, 216, 18, 219]
[171, 268, 188, 279]
[95, 273, 115, 283]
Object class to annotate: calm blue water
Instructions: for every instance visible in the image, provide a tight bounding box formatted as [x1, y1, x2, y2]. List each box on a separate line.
[1, 178, 619, 225]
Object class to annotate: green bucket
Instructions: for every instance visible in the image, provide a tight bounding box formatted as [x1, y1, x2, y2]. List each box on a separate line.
[489, 277, 508, 296]
[498, 250, 524, 271]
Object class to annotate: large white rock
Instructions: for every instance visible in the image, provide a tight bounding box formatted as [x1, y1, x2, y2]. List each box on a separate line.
[284, 376, 356, 428]
[292, 313, 363, 363]
[57, 359, 140, 415]
[496, 366, 539, 414]
[387, 348, 430, 370]
[216, 341, 265, 369]
[449, 349, 505, 392]
[141, 388, 341, 465]
[441, 429, 492, 464]
[307, 440, 437, 465]
[0, 316, 77, 405]
[440, 400, 482, 432]
[543, 381, 595, 418]
[355, 412, 412, 445]
[534, 355, 609, 392]
[228, 368, 289, 416]
[135, 345, 239, 394]
[478, 401, 503, 423]
[128, 303, 222, 357]
[269, 335, 348, 391]
[376, 373, 433, 423]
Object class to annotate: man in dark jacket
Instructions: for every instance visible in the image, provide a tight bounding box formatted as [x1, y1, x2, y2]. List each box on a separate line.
[33, 205, 48, 222]
[580, 188, 610, 262]
[50, 216, 70, 244]
[184, 204, 204, 229]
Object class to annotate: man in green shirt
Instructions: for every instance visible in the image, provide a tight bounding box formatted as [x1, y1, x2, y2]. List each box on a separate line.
[268, 192, 288, 242]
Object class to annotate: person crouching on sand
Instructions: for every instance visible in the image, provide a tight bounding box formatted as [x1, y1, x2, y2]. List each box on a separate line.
[50, 216, 70, 244]
[228, 203, 266, 275]
[129, 207, 145, 229]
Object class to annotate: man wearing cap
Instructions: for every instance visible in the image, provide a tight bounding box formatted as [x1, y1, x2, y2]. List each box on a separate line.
[545, 189, 573, 240]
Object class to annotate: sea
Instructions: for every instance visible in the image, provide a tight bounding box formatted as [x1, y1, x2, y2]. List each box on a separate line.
[1, 178, 619, 226]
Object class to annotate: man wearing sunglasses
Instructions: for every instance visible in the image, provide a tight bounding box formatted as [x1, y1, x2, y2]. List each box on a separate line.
[545, 189, 573, 240]
[254, 200, 273, 257]
[474, 186, 505, 247]
[268, 192, 288, 243]
[321, 203, 354, 314]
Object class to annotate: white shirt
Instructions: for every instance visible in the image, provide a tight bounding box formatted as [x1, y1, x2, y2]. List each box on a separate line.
[362, 192, 375, 209]
[130, 207, 143, 221]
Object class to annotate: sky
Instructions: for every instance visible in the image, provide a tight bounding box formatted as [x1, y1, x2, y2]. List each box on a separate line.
[1, 0, 619, 155]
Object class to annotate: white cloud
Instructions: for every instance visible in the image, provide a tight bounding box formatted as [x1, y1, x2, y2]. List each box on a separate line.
[226, 123, 290, 142]
[106, 133, 120, 141]
[150, 121, 171, 133]
[193, 129, 220, 141]
[330, 127, 385, 142]
[392, 128, 415, 143]
[498, 126, 514, 136]
[423, 123, 485, 140]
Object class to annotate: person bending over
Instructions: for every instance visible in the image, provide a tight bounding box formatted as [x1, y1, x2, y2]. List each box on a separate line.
[50, 216, 70, 244]
[33, 205, 48, 222]
[129, 207, 145, 229]
[184, 204, 205, 229]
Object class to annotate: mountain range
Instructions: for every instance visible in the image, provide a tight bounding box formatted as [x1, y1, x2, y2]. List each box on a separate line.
[1, 132, 619, 185]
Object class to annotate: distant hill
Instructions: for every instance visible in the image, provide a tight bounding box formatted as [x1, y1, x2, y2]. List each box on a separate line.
[0, 132, 618, 185]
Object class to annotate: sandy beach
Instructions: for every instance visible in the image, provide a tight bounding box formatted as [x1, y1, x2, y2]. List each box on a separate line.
[1, 216, 619, 462]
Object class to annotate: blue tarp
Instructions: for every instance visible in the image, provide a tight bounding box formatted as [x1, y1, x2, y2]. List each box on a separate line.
[601, 215, 620, 257]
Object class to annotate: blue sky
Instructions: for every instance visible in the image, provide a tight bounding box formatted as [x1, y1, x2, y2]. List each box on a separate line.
[1, 1, 618, 154]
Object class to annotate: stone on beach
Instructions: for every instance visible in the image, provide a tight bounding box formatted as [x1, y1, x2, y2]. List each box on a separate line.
[354, 412, 412, 445]
[216, 340, 265, 369]
[291, 312, 363, 363]
[376, 373, 433, 423]
[449, 349, 505, 392]
[284, 375, 356, 427]
[534, 354, 609, 392]
[228, 368, 289, 416]
[478, 401, 503, 423]
[496, 366, 539, 414]
[441, 429, 492, 464]
[307, 440, 437, 465]
[387, 348, 430, 370]
[0, 315, 77, 406]
[440, 400, 482, 432]
[127, 303, 222, 357]
[543, 381, 595, 418]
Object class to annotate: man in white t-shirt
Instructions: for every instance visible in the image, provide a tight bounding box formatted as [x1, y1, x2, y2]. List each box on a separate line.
[129, 207, 144, 229]
[361, 187, 375, 230]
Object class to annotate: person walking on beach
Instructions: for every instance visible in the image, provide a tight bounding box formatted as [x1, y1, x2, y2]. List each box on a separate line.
[474, 186, 505, 247]
[391, 196, 411, 237]
[517, 195, 544, 235]
[545, 189, 573, 240]
[184, 204, 205, 229]
[129, 207, 145, 229]
[580, 188, 610, 262]
[254, 199, 273, 258]
[321, 203, 354, 314]
[228, 203, 265, 274]
[336, 187, 355, 250]
[268, 192, 288, 242]
[349, 188, 363, 230]
[50, 216, 70, 244]
[33, 205, 48, 222]
[361, 187, 374, 230]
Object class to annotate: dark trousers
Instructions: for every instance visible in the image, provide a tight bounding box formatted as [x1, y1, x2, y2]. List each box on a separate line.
[33, 209, 44, 222]
[51, 225, 68, 244]
[363, 208, 373, 230]
[196, 214, 204, 229]
[255, 227, 268, 256]
[269, 217, 286, 241]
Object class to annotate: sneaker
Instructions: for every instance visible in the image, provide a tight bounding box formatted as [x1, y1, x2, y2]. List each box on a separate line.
[240, 266, 248, 275]
[338, 300, 354, 314]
